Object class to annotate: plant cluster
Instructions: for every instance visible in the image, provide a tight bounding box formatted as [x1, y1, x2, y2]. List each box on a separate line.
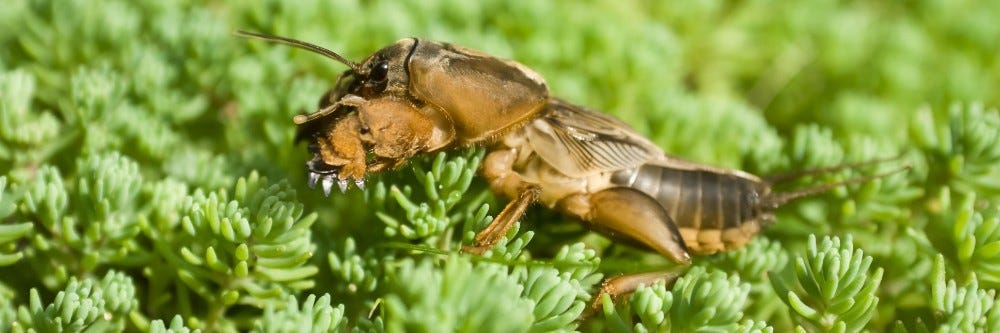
[1, 0, 999, 331]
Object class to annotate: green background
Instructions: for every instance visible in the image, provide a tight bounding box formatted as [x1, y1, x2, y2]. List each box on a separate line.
[1, 0, 999, 332]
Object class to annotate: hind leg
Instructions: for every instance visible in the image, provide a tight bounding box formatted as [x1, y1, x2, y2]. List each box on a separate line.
[558, 187, 691, 264]
[558, 187, 692, 316]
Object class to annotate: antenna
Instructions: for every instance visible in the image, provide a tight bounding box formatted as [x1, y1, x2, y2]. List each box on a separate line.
[235, 31, 363, 73]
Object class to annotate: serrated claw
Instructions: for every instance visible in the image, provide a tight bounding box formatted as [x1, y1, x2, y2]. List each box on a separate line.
[321, 176, 335, 197]
[354, 178, 365, 191]
[338, 179, 349, 193]
[308, 172, 320, 189]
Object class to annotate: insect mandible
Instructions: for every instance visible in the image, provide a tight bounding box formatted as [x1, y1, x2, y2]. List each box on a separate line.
[236, 31, 906, 307]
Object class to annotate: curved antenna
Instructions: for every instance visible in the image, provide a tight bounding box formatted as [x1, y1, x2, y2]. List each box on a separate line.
[235, 30, 363, 73]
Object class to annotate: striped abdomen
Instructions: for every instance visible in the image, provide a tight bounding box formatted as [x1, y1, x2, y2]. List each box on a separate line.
[611, 163, 774, 254]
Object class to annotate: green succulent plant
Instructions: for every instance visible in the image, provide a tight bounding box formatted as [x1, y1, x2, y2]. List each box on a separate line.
[2, 0, 999, 332]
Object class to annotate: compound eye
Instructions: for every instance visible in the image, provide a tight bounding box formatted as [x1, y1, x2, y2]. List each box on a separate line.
[369, 61, 389, 83]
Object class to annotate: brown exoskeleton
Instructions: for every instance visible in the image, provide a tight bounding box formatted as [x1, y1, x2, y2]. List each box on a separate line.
[237, 31, 906, 309]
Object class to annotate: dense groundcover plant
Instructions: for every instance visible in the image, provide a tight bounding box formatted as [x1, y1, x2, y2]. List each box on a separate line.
[2, 0, 999, 332]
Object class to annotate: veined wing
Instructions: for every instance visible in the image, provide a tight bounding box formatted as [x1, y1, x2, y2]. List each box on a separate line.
[525, 98, 663, 177]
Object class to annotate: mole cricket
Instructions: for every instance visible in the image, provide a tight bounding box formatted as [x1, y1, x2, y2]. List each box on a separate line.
[237, 31, 906, 308]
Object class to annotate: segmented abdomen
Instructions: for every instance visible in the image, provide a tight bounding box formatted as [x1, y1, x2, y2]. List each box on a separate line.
[611, 163, 768, 254]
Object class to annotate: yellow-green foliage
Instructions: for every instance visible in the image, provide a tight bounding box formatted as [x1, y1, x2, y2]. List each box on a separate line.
[1, 0, 999, 332]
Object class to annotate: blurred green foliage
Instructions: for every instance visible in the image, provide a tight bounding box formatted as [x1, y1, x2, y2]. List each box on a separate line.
[1, 0, 999, 331]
